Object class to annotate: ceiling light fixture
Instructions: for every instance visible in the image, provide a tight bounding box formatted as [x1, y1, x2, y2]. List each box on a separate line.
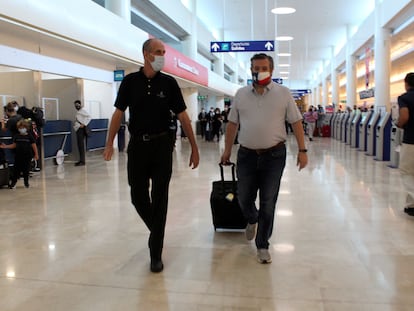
[271, 7, 296, 15]
[278, 53, 291, 56]
[279, 71, 289, 74]
[279, 64, 290, 67]
[276, 36, 294, 41]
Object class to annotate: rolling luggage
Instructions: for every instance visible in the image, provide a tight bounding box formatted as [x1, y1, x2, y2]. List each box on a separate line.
[322, 125, 331, 137]
[0, 163, 10, 188]
[210, 162, 247, 231]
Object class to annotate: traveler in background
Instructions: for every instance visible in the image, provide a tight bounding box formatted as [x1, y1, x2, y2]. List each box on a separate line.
[220, 53, 308, 264]
[103, 38, 199, 273]
[73, 100, 91, 166]
[31, 120, 41, 172]
[1, 101, 21, 135]
[303, 106, 318, 141]
[316, 104, 325, 136]
[205, 107, 215, 141]
[221, 105, 229, 134]
[211, 107, 222, 142]
[396, 72, 414, 216]
[0, 119, 38, 188]
[198, 108, 207, 139]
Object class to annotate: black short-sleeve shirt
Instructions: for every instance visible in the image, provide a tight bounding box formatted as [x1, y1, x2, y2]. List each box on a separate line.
[14, 133, 35, 158]
[115, 68, 187, 135]
[398, 89, 414, 144]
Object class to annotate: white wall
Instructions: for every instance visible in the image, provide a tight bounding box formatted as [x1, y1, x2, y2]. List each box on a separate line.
[83, 80, 114, 119]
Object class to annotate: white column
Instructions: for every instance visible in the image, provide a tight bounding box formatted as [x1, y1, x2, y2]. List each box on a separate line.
[213, 28, 225, 77]
[346, 25, 356, 109]
[312, 86, 317, 107]
[316, 84, 321, 106]
[374, 0, 391, 112]
[182, 0, 197, 59]
[214, 56, 224, 77]
[105, 0, 131, 23]
[331, 46, 339, 107]
[322, 60, 328, 107]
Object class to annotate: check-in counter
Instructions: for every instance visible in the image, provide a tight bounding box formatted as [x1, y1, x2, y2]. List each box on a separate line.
[43, 120, 72, 160]
[86, 119, 109, 151]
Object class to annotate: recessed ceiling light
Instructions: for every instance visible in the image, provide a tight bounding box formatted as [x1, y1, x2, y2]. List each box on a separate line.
[278, 53, 291, 56]
[279, 71, 289, 74]
[271, 7, 296, 15]
[276, 36, 294, 41]
[279, 64, 290, 67]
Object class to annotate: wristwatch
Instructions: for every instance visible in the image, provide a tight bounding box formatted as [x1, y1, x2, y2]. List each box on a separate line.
[298, 149, 307, 153]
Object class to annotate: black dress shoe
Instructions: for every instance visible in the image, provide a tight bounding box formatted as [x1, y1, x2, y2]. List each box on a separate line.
[75, 162, 85, 166]
[404, 207, 414, 216]
[150, 259, 164, 273]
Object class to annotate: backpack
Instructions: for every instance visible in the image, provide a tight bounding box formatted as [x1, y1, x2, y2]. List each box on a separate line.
[31, 107, 45, 128]
[17, 106, 45, 128]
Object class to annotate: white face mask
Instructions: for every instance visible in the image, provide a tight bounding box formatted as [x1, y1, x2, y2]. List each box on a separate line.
[14, 106, 19, 112]
[18, 128, 27, 134]
[150, 55, 165, 72]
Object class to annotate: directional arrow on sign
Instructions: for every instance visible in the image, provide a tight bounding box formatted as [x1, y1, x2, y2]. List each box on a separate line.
[211, 40, 275, 53]
[211, 43, 220, 52]
[265, 41, 273, 50]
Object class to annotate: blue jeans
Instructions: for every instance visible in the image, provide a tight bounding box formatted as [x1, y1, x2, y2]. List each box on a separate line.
[236, 145, 286, 249]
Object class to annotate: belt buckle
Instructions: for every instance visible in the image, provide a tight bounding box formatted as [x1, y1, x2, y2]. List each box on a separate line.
[142, 134, 150, 141]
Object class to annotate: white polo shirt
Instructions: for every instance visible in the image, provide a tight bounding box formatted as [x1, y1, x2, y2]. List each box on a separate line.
[228, 82, 302, 149]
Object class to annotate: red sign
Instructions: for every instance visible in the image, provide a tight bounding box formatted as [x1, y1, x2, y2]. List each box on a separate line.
[163, 44, 208, 87]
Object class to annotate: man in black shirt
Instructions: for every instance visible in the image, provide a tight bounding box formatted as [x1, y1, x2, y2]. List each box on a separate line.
[103, 38, 199, 272]
[396, 72, 414, 216]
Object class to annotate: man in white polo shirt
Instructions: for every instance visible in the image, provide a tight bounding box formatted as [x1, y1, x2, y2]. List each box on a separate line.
[221, 53, 308, 264]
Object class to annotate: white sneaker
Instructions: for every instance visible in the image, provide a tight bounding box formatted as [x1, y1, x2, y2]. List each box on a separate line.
[257, 249, 272, 264]
[245, 222, 257, 241]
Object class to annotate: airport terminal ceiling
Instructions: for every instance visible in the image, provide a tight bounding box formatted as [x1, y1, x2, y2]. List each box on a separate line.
[1, 0, 413, 99]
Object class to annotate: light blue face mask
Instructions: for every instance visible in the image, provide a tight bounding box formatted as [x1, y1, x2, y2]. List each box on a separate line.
[150, 55, 165, 72]
[18, 128, 27, 134]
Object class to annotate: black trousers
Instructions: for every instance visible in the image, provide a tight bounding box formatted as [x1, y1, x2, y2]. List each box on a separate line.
[127, 133, 174, 260]
[76, 128, 87, 163]
[12, 155, 31, 185]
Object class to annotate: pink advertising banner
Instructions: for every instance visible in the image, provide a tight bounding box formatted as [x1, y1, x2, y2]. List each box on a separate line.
[163, 44, 208, 87]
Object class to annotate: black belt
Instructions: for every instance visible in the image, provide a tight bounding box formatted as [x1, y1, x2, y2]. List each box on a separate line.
[133, 131, 169, 142]
[240, 141, 285, 155]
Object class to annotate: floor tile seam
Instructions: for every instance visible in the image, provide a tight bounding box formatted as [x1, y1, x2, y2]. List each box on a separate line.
[0, 276, 148, 292]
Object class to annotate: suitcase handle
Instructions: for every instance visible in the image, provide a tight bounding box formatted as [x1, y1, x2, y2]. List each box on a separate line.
[219, 162, 236, 182]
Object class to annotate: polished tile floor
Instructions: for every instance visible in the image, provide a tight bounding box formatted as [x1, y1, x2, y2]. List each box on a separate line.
[1, 134, 414, 311]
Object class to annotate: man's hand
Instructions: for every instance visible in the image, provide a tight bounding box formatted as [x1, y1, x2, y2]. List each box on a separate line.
[220, 149, 232, 165]
[189, 148, 200, 169]
[297, 153, 308, 171]
[103, 145, 114, 161]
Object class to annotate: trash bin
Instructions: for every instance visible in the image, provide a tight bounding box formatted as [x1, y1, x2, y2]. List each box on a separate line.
[118, 124, 126, 152]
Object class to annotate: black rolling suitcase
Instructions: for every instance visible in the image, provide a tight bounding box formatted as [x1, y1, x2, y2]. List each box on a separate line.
[210, 163, 247, 231]
[0, 163, 10, 188]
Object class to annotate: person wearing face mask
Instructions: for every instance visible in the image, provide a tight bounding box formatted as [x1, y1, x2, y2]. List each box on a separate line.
[0, 119, 38, 188]
[103, 38, 199, 273]
[1, 101, 22, 136]
[220, 53, 308, 264]
[73, 100, 91, 166]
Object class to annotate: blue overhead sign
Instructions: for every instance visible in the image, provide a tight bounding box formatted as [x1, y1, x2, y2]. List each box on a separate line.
[114, 70, 124, 81]
[291, 89, 312, 96]
[290, 89, 312, 100]
[210, 40, 274, 53]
